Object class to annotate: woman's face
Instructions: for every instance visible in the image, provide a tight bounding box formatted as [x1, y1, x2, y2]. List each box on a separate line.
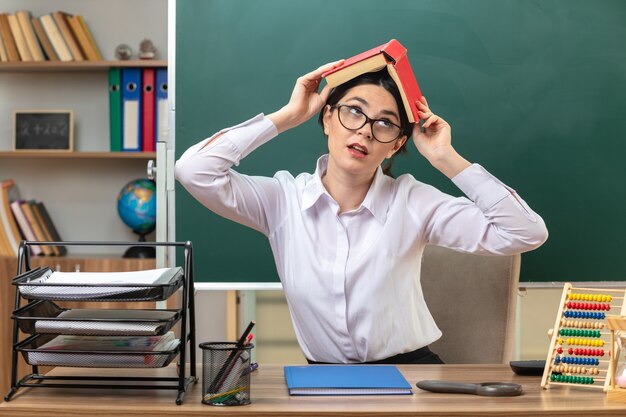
[322, 84, 407, 177]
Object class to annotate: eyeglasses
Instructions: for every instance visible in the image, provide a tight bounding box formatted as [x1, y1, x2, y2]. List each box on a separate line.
[332, 104, 403, 143]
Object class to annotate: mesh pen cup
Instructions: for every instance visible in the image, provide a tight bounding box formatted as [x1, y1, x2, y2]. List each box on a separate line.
[200, 342, 254, 405]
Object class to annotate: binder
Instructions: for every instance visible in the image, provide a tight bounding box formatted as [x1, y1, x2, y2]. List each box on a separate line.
[155, 68, 168, 143]
[141, 68, 156, 152]
[108, 68, 122, 152]
[121, 68, 142, 152]
[284, 365, 413, 395]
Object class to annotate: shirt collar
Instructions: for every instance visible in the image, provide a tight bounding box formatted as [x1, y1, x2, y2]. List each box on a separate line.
[301, 154, 389, 224]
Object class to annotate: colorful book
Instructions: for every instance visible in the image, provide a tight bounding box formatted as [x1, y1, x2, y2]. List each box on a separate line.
[141, 68, 156, 152]
[322, 39, 422, 123]
[16, 11, 44, 61]
[284, 365, 413, 395]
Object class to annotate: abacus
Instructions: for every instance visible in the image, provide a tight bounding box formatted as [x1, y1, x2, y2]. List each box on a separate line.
[541, 283, 626, 390]
[606, 315, 626, 402]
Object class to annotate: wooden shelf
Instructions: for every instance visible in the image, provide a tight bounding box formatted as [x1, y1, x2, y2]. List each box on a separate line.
[0, 60, 167, 73]
[0, 151, 155, 159]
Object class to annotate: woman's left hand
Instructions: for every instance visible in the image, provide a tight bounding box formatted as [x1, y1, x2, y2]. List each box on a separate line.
[412, 96, 471, 178]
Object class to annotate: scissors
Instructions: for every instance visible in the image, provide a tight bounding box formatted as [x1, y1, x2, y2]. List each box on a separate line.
[416, 380, 523, 397]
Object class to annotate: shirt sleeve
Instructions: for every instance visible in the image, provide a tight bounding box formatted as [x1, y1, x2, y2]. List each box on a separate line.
[174, 114, 280, 235]
[421, 164, 548, 255]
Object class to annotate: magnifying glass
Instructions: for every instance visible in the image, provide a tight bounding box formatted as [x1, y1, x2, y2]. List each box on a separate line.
[416, 380, 523, 397]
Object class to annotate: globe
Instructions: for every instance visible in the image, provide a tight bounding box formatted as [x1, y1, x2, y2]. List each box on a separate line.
[117, 179, 156, 258]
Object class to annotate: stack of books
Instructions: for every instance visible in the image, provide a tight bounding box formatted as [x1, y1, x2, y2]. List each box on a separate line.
[0, 9, 102, 63]
[0, 178, 65, 258]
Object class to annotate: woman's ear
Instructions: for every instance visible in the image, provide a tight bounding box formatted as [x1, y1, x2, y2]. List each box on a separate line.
[386, 136, 408, 159]
[322, 105, 332, 136]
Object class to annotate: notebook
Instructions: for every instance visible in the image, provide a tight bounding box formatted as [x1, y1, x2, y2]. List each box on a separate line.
[284, 365, 413, 395]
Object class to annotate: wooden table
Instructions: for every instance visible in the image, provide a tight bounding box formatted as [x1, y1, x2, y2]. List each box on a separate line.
[1, 364, 625, 416]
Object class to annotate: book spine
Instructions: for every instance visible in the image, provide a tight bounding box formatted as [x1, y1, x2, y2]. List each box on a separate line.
[40, 15, 72, 62]
[7, 13, 32, 61]
[31, 17, 59, 61]
[10, 201, 42, 255]
[76, 15, 102, 60]
[0, 14, 20, 62]
[65, 15, 98, 61]
[16, 10, 45, 61]
[52, 11, 84, 61]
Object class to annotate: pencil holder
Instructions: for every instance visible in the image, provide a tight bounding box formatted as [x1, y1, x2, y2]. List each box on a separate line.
[200, 341, 254, 405]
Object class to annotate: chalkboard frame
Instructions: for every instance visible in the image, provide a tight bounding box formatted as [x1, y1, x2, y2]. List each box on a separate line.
[13, 110, 74, 152]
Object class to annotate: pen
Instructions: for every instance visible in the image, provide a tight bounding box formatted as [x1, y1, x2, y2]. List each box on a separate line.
[241, 362, 258, 377]
[209, 321, 255, 392]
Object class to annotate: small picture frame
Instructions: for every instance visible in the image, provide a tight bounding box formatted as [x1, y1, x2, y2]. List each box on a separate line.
[13, 110, 74, 152]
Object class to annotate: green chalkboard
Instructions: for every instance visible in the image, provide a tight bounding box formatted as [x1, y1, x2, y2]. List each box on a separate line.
[176, 0, 626, 283]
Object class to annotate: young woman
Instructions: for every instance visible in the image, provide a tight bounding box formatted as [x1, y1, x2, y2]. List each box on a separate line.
[175, 61, 548, 364]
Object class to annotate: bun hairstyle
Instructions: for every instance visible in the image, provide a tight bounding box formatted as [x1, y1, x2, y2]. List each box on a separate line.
[318, 69, 413, 177]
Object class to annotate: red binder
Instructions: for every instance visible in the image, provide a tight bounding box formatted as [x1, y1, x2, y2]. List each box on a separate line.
[141, 68, 156, 152]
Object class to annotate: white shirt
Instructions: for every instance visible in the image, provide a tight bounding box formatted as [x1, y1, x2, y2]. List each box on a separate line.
[175, 114, 548, 363]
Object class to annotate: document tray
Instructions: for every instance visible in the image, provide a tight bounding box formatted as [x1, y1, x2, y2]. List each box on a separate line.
[13, 300, 181, 336]
[16, 333, 181, 368]
[12, 267, 184, 302]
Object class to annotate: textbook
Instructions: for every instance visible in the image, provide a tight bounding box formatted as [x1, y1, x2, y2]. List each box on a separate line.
[322, 39, 422, 123]
[284, 365, 413, 395]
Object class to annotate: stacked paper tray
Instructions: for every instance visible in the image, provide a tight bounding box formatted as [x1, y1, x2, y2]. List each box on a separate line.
[16, 333, 181, 368]
[12, 300, 181, 336]
[12, 267, 184, 302]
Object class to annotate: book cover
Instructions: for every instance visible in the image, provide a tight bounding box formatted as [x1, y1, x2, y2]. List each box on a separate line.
[39, 14, 72, 61]
[31, 17, 59, 61]
[155, 68, 169, 142]
[322, 39, 422, 123]
[284, 365, 413, 395]
[34, 201, 67, 255]
[30, 201, 59, 256]
[10, 200, 42, 255]
[7, 13, 32, 61]
[65, 14, 99, 61]
[20, 200, 53, 256]
[52, 11, 84, 61]
[141, 68, 156, 152]
[109, 68, 122, 151]
[76, 15, 102, 60]
[121, 67, 143, 151]
[0, 13, 20, 62]
[16, 11, 45, 61]
[0, 25, 8, 61]
[1, 179, 23, 249]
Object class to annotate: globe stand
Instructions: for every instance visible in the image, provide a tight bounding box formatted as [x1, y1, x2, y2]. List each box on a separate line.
[123, 232, 156, 259]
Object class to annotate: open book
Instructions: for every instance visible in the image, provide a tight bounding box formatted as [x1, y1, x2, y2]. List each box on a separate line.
[322, 39, 422, 123]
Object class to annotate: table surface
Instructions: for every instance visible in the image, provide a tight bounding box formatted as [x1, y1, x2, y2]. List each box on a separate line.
[1, 364, 625, 416]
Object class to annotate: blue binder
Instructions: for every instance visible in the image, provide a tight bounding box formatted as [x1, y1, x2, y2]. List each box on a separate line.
[121, 68, 142, 151]
[155, 68, 168, 143]
[284, 365, 412, 395]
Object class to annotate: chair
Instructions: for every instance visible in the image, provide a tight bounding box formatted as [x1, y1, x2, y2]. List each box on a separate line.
[420, 245, 521, 364]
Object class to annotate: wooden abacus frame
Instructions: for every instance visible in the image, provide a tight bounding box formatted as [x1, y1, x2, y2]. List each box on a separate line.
[541, 283, 626, 391]
[606, 315, 626, 402]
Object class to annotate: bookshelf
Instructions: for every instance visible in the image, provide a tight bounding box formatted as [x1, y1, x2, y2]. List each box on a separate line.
[0, 0, 167, 256]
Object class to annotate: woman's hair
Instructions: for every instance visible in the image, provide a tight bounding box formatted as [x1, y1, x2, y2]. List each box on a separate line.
[317, 69, 413, 177]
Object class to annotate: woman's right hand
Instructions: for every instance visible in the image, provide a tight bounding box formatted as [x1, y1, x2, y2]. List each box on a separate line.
[268, 60, 344, 133]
